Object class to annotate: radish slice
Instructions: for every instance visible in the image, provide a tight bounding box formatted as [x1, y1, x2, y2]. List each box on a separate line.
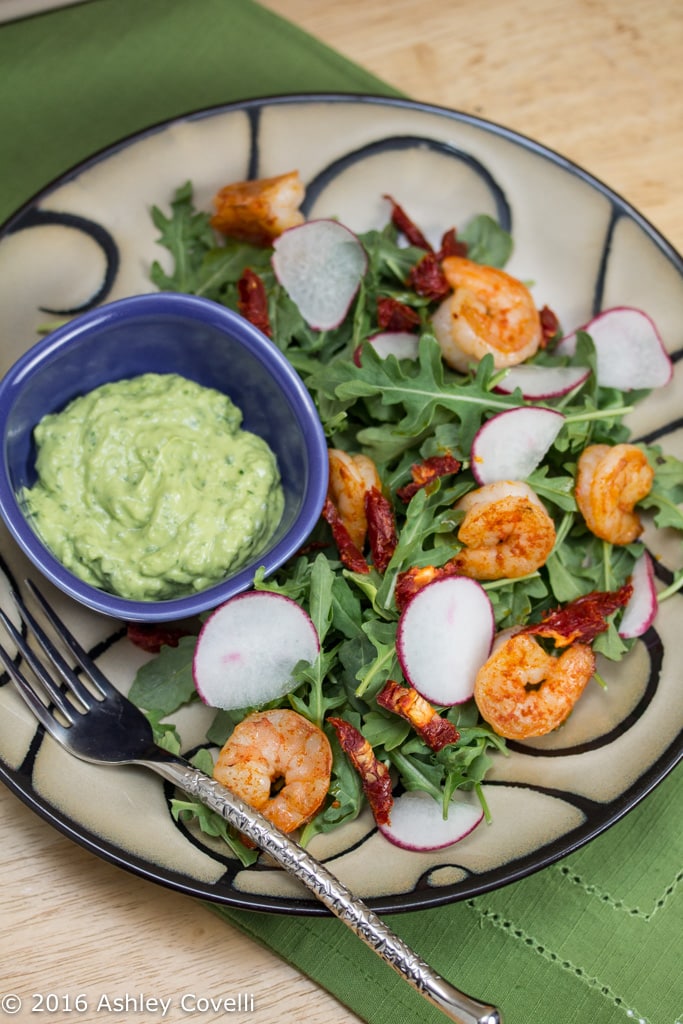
[367, 331, 420, 361]
[560, 307, 672, 390]
[619, 552, 657, 638]
[396, 576, 495, 705]
[271, 219, 367, 330]
[470, 406, 565, 485]
[353, 331, 419, 367]
[495, 363, 590, 399]
[379, 790, 484, 850]
[193, 591, 320, 709]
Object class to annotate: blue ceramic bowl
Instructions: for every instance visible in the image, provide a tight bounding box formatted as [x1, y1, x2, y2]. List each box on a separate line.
[0, 293, 328, 621]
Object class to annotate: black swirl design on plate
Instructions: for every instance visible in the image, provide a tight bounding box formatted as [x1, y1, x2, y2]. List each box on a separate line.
[590, 207, 619, 316]
[635, 416, 683, 448]
[8, 208, 119, 315]
[300, 135, 513, 232]
[0, 553, 26, 688]
[244, 105, 262, 181]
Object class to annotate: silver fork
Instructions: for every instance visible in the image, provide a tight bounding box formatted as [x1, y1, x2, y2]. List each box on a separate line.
[0, 581, 501, 1024]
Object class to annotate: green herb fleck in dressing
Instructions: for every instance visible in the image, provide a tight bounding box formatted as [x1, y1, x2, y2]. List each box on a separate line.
[23, 373, 284, 601]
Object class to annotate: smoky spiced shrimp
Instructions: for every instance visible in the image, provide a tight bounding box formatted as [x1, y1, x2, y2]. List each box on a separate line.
[326, 449, 382, 552]
[451, 480, 556, 580]
[213, 709, 332, 833]
[575, 443, 654, 545]
[211, 170, 305, 245]
[431, 256, 543, 371]
[474, 631, 596, 739]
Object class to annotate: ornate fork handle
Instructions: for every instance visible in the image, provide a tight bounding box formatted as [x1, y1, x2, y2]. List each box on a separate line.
[147, 757, 501, 1024]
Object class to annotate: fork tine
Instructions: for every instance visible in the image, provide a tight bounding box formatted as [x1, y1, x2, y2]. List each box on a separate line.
[0, 606, 79, 722]
[0, 639, 72, 740]
[6, 589, 101, 712]
[23, 581, 116, 700]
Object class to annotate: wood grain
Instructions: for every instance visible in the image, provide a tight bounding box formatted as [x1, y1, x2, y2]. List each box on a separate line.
[261, 0, 683, 253]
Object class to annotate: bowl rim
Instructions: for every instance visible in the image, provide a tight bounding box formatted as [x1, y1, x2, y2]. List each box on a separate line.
[0, 292, 329, 621]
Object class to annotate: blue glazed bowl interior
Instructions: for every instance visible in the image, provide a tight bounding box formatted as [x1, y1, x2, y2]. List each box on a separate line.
[0, 294, 328, 620]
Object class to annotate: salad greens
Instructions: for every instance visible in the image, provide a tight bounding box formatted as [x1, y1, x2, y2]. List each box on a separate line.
[131, 181, 683, 863]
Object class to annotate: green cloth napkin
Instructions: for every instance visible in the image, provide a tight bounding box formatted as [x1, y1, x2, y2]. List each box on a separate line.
[1, 3, 681, 1023]
[216, 764, 683, 1024]
[0, 0, 398, 224]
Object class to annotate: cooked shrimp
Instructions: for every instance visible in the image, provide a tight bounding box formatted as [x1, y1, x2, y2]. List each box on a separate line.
[211, 170, 305, 245]
[213, 709, 332, 833]
[575, 443, 654, 545]
[431, 256, 542, 371]
[474, 631, 596, 739]
[451, 480, 556, 580]
[327, 449, 382, 551]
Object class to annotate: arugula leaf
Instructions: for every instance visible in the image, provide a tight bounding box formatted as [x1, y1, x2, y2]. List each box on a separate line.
[354, 619, 400, 698]
[310, 337, 516, 462]
[128, 635, 198, 715]
[640, 446, 683, 529]
[526, 466, 577, 511]
[150, 181, 215, 292]
[171, 799, 259, 867]
[193, 240, 271, 300]
[144, 710, 182, 754]
[300, 736, 364, 842]
[307, 552, 336, 643]
[485, 573, 548, 629]
[359, 224, 426, 288]
[592, 619, 631, 661]
[362, 710, 411, 750]
[459, 214, 513, 268]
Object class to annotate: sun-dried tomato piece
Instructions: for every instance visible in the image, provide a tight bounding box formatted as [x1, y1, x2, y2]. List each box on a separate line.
[321, 497, 370, 574]
[328, 717, 393, 825]
[408, 252, 451, 301]
[383, 194, 433, 252]
[436, 228, 468, 260]
[394, 561, 462, 611]
[539, 304, 560, 347]
[237, 267, 272, 337]
[377, 679, 459, 751]
[396, 454, 462, 502]
[376, 296, 420, 333]
[126, 622, 191, 654]
[364, 486, 398, 573]
[522, 583, 633, 647]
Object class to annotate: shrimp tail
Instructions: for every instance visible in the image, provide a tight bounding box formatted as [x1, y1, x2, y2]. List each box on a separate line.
[211, 170, 304, 245]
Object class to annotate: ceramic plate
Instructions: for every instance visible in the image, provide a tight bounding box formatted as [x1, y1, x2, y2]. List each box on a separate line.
[1, 94, 681, 915]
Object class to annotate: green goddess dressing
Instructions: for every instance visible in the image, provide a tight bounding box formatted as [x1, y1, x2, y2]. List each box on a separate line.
[23, 373, 285, 601]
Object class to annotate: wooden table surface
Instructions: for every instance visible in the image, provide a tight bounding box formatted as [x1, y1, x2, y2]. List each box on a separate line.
[1, 2, 681, 1022]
